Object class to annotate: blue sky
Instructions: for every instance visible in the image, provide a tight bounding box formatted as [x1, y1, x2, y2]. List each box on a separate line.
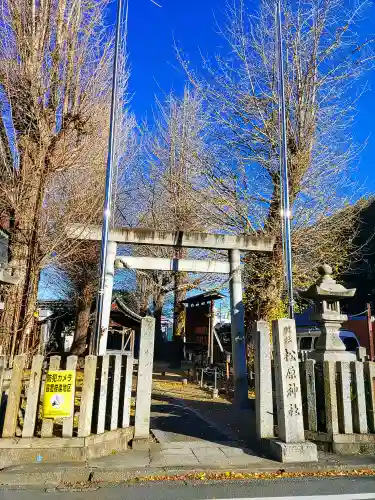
[123, 0, 227, 119]
[39, 0, 375, 301]
[109, 0, 375, 190]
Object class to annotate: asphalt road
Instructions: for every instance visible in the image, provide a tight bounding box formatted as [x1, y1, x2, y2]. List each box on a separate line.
[1, 477, 375, 500]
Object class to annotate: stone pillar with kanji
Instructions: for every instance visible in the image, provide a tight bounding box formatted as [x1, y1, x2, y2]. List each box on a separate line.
[269, 318, 318, 463]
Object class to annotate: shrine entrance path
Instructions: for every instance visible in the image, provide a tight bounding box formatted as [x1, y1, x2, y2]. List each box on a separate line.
[149, 364, 264, 465]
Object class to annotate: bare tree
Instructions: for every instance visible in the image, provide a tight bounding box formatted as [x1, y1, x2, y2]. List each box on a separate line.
[179, 0, 373, 323]
[0, 0, 117, 356]
[121, 89, 220, 348]
[47, 55, 136, 356]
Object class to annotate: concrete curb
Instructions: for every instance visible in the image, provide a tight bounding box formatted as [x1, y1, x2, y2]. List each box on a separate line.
[1, 461, 375, 488]
[0, 468, 91, 487]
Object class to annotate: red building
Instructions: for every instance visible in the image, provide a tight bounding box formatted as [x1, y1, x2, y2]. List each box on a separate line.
[181, 291, 224, 362]
[343, 316, 374, 355]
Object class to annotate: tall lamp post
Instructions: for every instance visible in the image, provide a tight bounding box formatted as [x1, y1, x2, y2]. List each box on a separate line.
[93, 0, 124, 354]
[276, 0, 294, 319]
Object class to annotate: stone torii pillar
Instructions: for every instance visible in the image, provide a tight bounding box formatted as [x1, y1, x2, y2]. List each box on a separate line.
[229, 249, 248, 407]
[98, 241, 117, 355]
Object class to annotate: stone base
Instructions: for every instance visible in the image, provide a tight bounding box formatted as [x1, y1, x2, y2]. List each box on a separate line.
[0, 427, 133, 469]
[263, 439, 318, 463]
[309, 350, 356, 362]
[332, 434, 375, 455]
[212, 388, 219, 399]
[131, 437, 151, 451]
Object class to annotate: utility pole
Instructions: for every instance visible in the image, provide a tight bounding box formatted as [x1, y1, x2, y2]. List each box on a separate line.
[276, 0, 294, 319]
[93, 0, 124, 354]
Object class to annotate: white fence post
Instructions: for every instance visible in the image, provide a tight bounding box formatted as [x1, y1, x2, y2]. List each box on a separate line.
[78, 355, 97, 438]
[62, 355, 78, 438]
[3, 355, 26, 438]
[22, 355, 44, 438]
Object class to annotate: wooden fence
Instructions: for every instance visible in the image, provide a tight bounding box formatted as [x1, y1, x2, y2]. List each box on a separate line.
[0, 353, 134, 439]
[297, 360, 375, 451]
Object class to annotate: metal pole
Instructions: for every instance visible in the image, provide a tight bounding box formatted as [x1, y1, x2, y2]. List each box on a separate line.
[367, 302, 374, 361]
[210, 299, 214, 365]
[93, 0, 124, 355]
[207, 307, 211, 363]
[276, 0, 294, 319]
[275, 6, 286, 291]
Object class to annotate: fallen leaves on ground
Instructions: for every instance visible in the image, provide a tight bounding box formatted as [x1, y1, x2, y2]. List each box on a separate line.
[153, 381, 186, 388]
[128, 468, 375, 483]
[152, 378, 257, 407]
[152, 380, 229, 403]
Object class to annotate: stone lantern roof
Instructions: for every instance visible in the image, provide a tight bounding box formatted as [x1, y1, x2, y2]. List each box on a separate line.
[300, 264, 357, 361]
[300, 264, 356, 301]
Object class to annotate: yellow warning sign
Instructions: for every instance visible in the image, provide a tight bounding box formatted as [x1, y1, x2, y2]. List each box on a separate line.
[43, 370, 75, 418]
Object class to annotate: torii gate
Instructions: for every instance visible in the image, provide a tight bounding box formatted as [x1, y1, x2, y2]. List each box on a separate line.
[67, 224, 274, 405]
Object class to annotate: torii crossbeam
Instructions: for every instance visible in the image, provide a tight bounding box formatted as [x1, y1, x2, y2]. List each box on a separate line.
[67, 224, 275, 406]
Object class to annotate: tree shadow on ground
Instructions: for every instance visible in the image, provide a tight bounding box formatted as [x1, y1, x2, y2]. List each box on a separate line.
[150, 392, 265, 457]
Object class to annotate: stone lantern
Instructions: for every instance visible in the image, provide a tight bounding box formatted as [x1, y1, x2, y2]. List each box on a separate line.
[300, 264, 356, 361]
